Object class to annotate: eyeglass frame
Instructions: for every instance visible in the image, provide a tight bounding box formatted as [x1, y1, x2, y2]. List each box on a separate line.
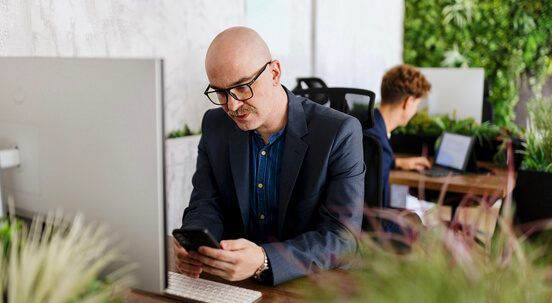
[203, 61, 273, 105]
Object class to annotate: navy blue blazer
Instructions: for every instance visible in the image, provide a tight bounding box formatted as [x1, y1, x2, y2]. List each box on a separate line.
[182, 87, 365, 285]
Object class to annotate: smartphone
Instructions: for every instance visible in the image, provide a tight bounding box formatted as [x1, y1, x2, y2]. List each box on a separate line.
[172, 227, 220, 251]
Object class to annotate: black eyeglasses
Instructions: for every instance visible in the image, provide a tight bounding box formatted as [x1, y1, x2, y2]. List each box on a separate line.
[204, 61, 272, 105]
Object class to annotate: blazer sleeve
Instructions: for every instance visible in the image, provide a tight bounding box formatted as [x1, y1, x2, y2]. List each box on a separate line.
[263, 116, 365, 285]
[181, 110, 225, 240]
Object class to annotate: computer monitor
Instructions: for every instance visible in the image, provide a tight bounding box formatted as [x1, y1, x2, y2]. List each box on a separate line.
[434, 132, 475, 171]
[418, 67, 485, 123]
[0, 58, 166, 293]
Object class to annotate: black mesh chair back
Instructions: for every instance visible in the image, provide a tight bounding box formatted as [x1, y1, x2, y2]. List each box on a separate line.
[363, 133, 384, 209]
[292, 77, 329, 104]
[293, 87, 376, 129]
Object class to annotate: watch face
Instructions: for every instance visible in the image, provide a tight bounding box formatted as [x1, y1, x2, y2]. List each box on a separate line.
[260, 269, 270, 281]
[254, 268, 270, 282]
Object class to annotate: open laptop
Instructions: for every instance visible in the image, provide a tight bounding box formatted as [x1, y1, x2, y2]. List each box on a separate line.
[422, 132, 476, 177]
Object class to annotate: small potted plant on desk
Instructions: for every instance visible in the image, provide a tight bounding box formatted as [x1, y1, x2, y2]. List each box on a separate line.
[389, 108, 442, 156]
[514, 97, 552, 230]
[390, 107, 524, 167]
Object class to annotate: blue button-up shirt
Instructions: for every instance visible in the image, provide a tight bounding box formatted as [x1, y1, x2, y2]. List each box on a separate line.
[248, 128, 286, 244]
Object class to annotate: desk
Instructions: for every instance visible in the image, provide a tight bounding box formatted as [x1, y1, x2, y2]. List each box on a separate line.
[390, 160, 514, 198]
[390, 158, 514, 220]
[123, 236, 304, 302]
[124, 276, 302, 303]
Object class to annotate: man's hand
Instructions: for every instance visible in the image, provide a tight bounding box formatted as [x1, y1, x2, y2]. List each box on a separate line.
[188, 238, 264, 281]
[173, 238, 204, 278]
[395, 156, 432, 171]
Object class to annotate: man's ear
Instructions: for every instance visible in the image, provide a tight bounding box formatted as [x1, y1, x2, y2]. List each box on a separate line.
[270, 60, 282, 86]
[402, 96, 415, 110]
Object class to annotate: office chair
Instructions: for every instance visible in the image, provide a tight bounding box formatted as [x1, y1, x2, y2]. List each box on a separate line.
[292, 77, 329, 105]
[362, 133, 418, 242]
[363, 133, 384, 209]
[293, 87, 376, 128]
[362, 134, 421, 244]
[292, 77, 328, 90]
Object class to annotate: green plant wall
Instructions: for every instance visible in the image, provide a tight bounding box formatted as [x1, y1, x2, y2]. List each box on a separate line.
[404, 0, 552, 127]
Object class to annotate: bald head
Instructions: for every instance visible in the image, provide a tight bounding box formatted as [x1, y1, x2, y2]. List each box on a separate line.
[205, 27, 272, 86]
[203, 27, 287, 140]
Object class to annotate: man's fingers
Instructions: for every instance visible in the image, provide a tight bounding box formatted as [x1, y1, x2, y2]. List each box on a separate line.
[179, 255, 203, 266]
[420, 157, 431, 167]
[220, 239, 249, 250]
[179, 267, 202, 278]
[176, 258, 203, 276]
[201, 263, 230, 279]
[189, 250, 236, 270]
[197, 246, 238, 263]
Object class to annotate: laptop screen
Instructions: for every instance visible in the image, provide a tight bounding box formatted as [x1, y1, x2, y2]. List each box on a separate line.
[434, 132, 474, 170]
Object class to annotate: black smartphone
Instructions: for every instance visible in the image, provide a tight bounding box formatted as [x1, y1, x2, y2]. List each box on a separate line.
[172, 227, 220, 251]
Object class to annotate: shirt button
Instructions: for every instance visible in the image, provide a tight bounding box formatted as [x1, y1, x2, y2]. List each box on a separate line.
[258, 183, 263, 189]
[261, 150, 267, 156]
[260, 213, 265, 220]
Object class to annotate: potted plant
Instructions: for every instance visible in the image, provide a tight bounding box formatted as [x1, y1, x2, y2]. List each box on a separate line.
[513, 97, 552, 226]
[0, 208, 132, 302]
[390, 108, 524, 167]
[390, 108, 443, 156]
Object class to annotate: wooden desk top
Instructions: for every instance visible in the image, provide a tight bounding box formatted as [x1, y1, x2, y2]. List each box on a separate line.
[124, 277, 302, 303]
[123, 236, 304, 302]
[124, 270, 357, 303]
[390, 159, 515, 197]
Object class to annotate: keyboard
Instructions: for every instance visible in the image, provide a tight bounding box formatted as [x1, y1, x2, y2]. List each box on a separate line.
[422, 166, 458, 177]
[166, 271, 262, 303]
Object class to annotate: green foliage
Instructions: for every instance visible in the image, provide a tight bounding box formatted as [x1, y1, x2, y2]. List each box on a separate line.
[0, 219, 22, 259]
[393, 107, 503, 145]
[299, 206, 552, 302]
[350, 103, 370, 113]
[0, 214, 131, 303]
[521, 97, 552, 172]
[167, 124, 199, 139]
[404, 0, 552, 128]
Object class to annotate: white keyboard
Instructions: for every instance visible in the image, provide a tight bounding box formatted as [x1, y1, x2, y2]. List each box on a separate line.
[166, 271, 262, 303]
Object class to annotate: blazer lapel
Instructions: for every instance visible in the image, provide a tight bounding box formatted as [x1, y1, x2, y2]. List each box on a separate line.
[229, 128, 250, 231]
[277, 89, 309, 236]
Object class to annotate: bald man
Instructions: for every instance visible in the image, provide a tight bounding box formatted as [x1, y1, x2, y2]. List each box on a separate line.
[175, 27, 365, 285]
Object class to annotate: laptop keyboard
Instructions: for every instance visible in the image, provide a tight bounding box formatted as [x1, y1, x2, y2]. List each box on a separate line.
[422, 166, 457, 177]
[166, 271, 262, 303]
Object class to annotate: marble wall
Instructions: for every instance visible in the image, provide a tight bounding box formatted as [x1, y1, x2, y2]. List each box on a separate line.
[0, 0, 244, 233]
[0, 0, 245, 133]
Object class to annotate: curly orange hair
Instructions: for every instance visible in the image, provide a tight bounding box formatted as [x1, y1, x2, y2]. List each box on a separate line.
[380, 64, 431, 105]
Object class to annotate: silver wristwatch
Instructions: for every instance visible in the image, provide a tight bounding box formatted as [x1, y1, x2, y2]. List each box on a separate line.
[253, 246, 269, 281]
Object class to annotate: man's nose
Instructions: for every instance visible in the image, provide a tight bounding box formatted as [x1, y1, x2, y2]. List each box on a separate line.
[227, 95, 243, 112]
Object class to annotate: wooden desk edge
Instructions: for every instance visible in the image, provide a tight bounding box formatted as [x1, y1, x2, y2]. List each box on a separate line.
[124, 236, 304, 302]
[390, 159, 515, 197]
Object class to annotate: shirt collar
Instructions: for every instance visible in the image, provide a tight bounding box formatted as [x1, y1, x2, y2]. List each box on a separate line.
[252, 127, 286, 145]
